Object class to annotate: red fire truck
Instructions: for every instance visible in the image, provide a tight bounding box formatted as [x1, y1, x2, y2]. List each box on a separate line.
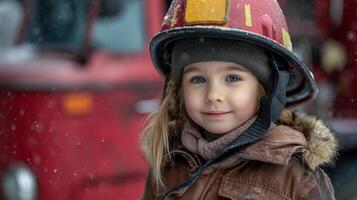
[280, 1, 357, 199]
[0, 0, 164, 199]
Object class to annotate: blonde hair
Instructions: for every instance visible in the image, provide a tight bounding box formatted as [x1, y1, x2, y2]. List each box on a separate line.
[140, 79, 185, 187]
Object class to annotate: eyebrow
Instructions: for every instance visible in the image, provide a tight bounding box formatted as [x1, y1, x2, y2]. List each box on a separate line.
[183, 66, 199, 74]
[225, 65, 249, 72]
[182, 64, 249, 74]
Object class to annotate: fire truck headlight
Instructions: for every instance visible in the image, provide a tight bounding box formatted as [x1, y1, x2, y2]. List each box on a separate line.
[2, 164, 37, 200]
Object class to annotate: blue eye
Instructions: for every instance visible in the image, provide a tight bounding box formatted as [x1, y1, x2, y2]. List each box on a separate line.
[191, 76, 206, 84]
[226, 75, 241, 82]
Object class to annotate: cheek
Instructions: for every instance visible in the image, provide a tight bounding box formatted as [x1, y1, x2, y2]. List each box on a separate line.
[184, 93, 199, 105]
[183, 88, 200, 114]
[231, 87, 261, 113]
[252, 87, 264, 112]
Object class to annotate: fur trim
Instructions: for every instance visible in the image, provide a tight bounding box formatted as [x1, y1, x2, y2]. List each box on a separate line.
[280, 110, 338, 170]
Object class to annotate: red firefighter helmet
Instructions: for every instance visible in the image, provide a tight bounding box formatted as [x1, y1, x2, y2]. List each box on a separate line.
[150, 0, 318, 106]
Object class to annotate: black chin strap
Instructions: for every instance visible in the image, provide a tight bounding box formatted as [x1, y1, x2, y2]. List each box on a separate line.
[271, 56, 290, 122]
[162, 55, 289, 200]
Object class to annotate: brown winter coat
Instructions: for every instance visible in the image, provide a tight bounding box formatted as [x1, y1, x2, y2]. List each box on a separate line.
[142, 112, 338, 200]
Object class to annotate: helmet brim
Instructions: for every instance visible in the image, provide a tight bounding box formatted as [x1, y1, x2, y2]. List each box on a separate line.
[150, 27, 318, 107]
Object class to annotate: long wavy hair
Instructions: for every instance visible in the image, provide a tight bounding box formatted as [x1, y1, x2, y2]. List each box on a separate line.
[140, 79, 185, 187]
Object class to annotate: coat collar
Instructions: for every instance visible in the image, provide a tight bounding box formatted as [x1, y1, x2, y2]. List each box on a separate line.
[172, 111, 338, 171]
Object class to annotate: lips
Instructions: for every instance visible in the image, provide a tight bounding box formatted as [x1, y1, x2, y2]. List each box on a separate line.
[202, 111, 231, 118]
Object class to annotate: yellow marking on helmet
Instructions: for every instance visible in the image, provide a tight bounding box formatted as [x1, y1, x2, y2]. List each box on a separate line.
[244, 4, 252, 27]
[170, 5, 179, 28]
[282, 28, 293, 51]
[185, 0, 228, 25]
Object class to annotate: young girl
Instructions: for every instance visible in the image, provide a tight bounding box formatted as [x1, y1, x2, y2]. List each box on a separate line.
[141, 0, 337, 199]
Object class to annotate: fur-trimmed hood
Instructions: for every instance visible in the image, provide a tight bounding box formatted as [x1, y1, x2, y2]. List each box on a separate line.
[235, 110, 338, 170]
[279, 110, 338, 169]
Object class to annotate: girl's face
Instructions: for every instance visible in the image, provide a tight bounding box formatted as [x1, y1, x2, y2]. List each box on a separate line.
[182, 61, 263, 134]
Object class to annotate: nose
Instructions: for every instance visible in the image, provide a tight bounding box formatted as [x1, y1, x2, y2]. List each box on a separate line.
[206, 83, 224, 103]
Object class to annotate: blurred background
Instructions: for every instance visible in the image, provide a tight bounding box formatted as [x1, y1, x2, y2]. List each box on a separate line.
[0, 0, 356, 199]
